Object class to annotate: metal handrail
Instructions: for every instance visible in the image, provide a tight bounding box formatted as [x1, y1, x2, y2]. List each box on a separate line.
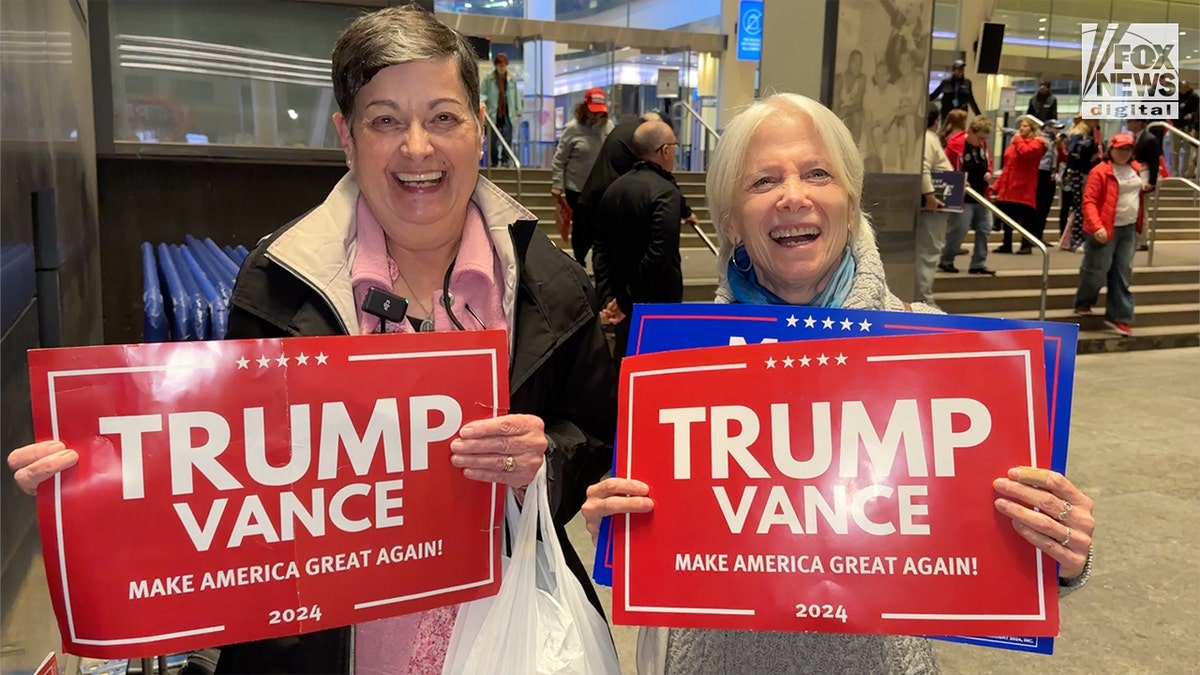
[672, 101, 721, 171]
[1147, 121, 1200, 148]
[1147, 176, 1200, 266]
[964, 186, 1050, 320]
[482, 111, 522, 199]
[690, 220, 719, 255]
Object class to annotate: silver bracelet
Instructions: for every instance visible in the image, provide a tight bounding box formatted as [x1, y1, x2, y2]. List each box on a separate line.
[1059, 546, 1094, 589]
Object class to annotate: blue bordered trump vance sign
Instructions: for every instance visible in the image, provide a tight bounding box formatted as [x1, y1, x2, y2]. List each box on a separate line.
[737, 0, 763, 61]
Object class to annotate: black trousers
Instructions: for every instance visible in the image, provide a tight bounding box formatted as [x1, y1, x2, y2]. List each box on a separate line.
[1058, 181, 1072, 235]
[997, 201, 1038, 249]
[565, 189, 588, 264]
[1035, 169, 1056, 240]
[612, 315, 631, 373]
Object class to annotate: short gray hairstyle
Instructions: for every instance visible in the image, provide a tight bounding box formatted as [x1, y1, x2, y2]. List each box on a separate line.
[706, 93, 876, 277]
[332, 5, 480, 121]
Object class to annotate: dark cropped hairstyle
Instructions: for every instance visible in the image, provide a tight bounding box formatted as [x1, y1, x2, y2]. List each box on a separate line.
[331, 5, 481, 122]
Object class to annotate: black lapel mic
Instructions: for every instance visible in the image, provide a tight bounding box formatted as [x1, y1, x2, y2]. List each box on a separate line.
[361, 287, 409, 333]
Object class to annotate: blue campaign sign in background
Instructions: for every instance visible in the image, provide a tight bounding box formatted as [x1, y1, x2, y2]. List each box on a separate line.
[736, 0, 763, 61]
[592, 303, 1079, 655]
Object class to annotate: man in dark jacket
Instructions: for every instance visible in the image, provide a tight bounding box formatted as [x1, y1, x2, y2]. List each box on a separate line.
[1127, 118, 1162, 250]
[1175, 81, 1198, 178]
[1127, 119, 1162, 189]
[592, 120, 684, 368]
[1026, 80, 1058, 123]
[929, 59, 981, 119]
[573, 112, 694, 260]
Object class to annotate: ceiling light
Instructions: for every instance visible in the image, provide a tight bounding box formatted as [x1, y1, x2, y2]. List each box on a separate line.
[287, 109, 299, 120]
[1039, 17, 1047, 22]
[1039, 26, 1046, 31]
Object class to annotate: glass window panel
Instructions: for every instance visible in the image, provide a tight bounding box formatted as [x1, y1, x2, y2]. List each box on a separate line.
[109, 0, 366, 148]
[1168, 1, 1199, 69]
[436, 0, 523, 19]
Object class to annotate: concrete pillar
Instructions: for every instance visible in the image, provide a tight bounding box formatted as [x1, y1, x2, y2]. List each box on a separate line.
[716, 0, 757, 130]
[523, 0, 556, 163]
[754, 0, 936, 302]
[758, 0, 827, 101]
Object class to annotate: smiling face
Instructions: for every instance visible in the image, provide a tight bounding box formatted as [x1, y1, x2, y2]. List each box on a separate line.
[725, 113, 852, 305]
[333, 58, 482, 251]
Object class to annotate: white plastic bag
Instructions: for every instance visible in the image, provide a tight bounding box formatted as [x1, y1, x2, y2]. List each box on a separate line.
[442, 465, 621, 675]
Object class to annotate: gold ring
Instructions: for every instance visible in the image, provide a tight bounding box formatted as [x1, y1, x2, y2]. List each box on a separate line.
[502, 455, 516, 473]
[1056, 501, 1072, 522]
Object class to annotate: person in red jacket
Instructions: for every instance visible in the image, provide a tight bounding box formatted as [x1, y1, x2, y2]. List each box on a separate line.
[1073, 132, 1150, 337]
[992, 115, 1049, 254]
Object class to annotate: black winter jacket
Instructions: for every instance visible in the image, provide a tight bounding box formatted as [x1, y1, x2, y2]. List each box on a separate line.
[592, 161, 684, 314]
[211, 176, 616, 674]
[575, 119, 692, 230]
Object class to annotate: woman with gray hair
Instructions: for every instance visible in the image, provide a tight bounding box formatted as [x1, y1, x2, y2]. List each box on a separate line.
[7, 6, 615, 674]
[583, 93, 1097, 673]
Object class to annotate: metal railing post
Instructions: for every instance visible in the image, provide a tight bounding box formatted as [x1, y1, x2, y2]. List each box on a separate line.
[671, 101, 721, 171]
[691, 221, 719, 255]
[482, 111, 523, 200]
[1146, 175, 1200, 267]
[964, 186, 1051, 320]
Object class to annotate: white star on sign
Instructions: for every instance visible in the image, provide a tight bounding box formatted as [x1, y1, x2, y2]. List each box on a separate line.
[821, 317, 834, 329]
[783, 356, 795, 368]
[804, 315, 816, 328]
[765, 357, 777, 369]
[817, 353, 830, 366]
[257, 356, 271, 368]
[840, 318, 853, 331]
[295, 353, 309, 365]
[836, 353, 848, 365]
[276, 355, 289, 367]
[315, 352, 329, 365]
[236, 357, 249, 369]
[786, 314, 798, 327]
[799, 355, 812, 367]
[858, 319, 872, 332]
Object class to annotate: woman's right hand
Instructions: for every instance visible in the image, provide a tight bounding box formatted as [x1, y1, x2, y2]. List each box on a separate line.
[1093, 228, 1110, 244]
[582, 478, 654, 545]
[7, 440, 77, 495]
[550, 187, 563, 198]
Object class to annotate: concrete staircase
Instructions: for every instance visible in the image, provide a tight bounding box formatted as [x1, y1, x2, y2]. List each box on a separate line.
[491, 168, 1199, 353]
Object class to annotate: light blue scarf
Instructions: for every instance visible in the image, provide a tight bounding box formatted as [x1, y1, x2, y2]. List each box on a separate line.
[727, 244, 856, 308]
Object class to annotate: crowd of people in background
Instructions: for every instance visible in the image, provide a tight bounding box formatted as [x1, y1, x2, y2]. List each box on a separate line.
[913, 74, 1200, 337]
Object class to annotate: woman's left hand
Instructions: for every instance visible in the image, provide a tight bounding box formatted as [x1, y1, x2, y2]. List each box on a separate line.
[450, 414, 546, 488]
[993, 466, 1095, 579]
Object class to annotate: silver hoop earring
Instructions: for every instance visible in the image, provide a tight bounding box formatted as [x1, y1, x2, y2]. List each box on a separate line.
[733, 248, 753, 273]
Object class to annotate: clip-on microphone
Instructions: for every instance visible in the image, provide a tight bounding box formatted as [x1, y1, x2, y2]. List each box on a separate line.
[361, 287, 409, 333]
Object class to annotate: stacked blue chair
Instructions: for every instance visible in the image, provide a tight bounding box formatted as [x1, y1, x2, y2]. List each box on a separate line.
[141, 238, 246, 342]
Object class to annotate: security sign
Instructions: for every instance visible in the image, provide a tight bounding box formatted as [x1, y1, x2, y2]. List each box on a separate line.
[612, 328, 1059, 637]
[29, 331, 509, 658]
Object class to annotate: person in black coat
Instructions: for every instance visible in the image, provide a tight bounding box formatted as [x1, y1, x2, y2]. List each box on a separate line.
[1026, 80, 1058, 123]
[574, 112, 694, 258]
[592, 121, 684, 368]
[929, 59, 981, 119]
[1126, 119, 1162, 189]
